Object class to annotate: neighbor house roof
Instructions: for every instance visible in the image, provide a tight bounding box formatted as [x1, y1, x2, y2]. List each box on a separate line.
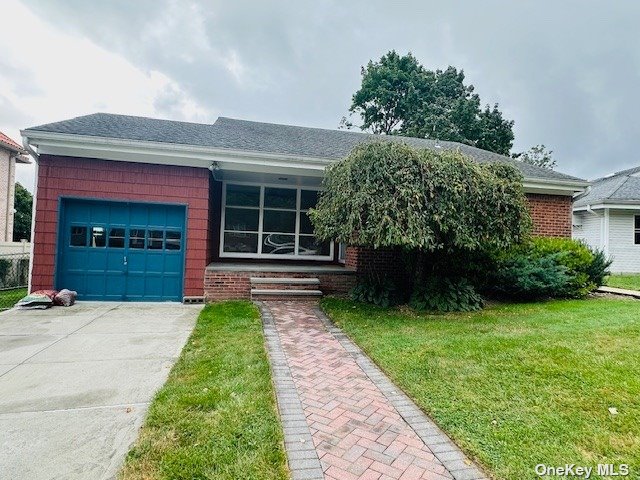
[24, 112, 585, 184]
[574, 167, 640, 207]
[0, 130, 30, 163]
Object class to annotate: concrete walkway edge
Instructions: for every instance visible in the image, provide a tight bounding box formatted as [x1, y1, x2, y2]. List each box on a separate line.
[257, 302, 324, 480]
[597, 285, 640, 299]
[313, 307, 487, 480]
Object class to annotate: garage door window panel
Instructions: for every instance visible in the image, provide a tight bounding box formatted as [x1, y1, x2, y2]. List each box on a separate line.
[108, 228, 125, 248]
[129, 229, 146, 249]
[91, 226, 106, 248]
[70, 226, 87, 247]
[166, 231, 182, 250]
[148, 230, 165, 250]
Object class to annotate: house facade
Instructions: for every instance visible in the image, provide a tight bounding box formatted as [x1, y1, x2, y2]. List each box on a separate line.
[573, 166, 640, 273]
[22, 113, 587, 301]
[0, 131, 30, 242]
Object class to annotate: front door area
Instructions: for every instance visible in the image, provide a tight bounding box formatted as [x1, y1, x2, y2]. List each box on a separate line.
[57, 199, 186, 301]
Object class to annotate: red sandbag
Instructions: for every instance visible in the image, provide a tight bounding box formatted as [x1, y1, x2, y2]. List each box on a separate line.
[32, 290, 59, 301]
[54, 289, 77, 307]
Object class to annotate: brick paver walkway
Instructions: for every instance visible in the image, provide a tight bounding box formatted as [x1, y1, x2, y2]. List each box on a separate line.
[260, 301, 486, 480]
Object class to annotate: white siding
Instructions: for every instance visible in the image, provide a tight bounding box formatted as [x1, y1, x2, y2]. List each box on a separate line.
[572, 211, 601, 250]
[608, 209, 640, 273]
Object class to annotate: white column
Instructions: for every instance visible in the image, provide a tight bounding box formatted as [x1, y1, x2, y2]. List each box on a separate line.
[602, 208, 610, 256]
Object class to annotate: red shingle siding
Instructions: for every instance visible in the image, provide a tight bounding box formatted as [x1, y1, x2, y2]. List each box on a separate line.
[32, 155, 211, 296]
[526, 193, 572, 237]
[204, 270, 356, 301]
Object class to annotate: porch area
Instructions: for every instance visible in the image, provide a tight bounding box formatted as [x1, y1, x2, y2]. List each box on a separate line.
[204, 262, 356, 301]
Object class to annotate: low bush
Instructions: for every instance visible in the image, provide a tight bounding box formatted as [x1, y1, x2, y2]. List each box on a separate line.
[528, 238, 594, 297]
[585, 248, 612, 287]
[492, 254, 569, 300]
[491, 237, 611, 299]
[410, 277, 483, 312]
[350, 276, 398, 307]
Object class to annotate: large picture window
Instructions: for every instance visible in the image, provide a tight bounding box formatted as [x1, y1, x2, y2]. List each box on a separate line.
[221, 183, 332, 259]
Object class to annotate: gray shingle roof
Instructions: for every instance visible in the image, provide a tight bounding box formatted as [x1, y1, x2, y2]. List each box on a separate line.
[25, 113, 585, 183]
[574, 168, 640, 207]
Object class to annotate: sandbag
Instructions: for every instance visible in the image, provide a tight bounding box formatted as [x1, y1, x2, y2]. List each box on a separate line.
[54, 289, 77, 307]
[32, 290, 58, 300]
[16, 293, 54, 310]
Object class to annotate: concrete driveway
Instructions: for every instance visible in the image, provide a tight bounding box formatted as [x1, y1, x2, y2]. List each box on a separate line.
[0, 302, 200, 480]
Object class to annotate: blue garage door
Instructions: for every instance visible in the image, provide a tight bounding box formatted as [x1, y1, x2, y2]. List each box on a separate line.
[57, 199, 186, 301]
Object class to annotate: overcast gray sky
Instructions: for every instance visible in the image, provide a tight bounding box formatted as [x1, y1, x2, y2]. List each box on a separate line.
[2, 0, 639, 191]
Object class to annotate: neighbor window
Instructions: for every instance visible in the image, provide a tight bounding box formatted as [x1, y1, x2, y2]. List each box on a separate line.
[221, 183, 332, 259]
[635, 216, 640, 244]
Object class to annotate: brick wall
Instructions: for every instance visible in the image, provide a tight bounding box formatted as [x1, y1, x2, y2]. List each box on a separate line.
[204, 269, 356, 301]
[345, 246, 408, 282]
[32, 155, 211, 296]
[526, 193, 573, 237]
[346, 193, 574, 281]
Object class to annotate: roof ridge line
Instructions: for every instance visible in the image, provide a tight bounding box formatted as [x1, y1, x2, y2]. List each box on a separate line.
[606, 175, 633, 200]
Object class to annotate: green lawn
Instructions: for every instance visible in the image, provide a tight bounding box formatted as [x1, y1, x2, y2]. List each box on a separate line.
[120, 301, 288, 480]
[322, 297, 640, 480]
[0, 287, 27, 311]
[606, 274, 640, 291]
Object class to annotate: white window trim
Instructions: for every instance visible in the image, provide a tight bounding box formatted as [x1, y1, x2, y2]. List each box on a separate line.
[338, 242, 346, 264]
[219, 180, 334, 261]
[635, 214, 640, 245]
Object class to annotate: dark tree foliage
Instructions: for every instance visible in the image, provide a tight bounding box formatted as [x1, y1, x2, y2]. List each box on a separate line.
[13, 183, 32, 242]
[347, 51, 515, 155]
[309, 142, 531, 253]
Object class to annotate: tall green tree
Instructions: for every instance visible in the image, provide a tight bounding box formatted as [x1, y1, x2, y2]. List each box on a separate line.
[13, 183, 32, 242]
[347, 51, 515, 155]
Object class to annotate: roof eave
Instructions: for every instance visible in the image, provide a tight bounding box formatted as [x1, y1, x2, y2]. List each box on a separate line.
[21, 130, 332, 176]
[21, 130, 588, 193]
[522, 177, 589, 196]
[0, 140, 26, 154]
[573, 200, 640, 211]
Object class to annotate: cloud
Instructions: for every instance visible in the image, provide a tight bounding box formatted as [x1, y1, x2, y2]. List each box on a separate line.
[0, 0, 216, 190]
[7, 0, 640, 184]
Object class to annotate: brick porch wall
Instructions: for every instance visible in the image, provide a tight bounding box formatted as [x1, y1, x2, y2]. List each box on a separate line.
[32, 155, 210, 296]
[204, 269, 356, 301]
[344, 246, 407, 283]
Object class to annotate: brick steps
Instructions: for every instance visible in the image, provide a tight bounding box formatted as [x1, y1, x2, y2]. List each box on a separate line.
[249, 277, 320, 285]
[250, 277, 322, 301]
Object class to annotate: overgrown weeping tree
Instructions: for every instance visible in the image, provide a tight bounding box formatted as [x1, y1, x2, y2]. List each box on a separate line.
[309, 142, 532, 303]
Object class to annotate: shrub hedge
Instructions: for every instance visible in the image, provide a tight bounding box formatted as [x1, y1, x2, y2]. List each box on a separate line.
[491, 238, 611, 300]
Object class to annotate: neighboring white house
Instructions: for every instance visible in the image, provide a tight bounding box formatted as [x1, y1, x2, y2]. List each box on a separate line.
[573, 166, 640, 273]
[0, 131, 30, 242]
